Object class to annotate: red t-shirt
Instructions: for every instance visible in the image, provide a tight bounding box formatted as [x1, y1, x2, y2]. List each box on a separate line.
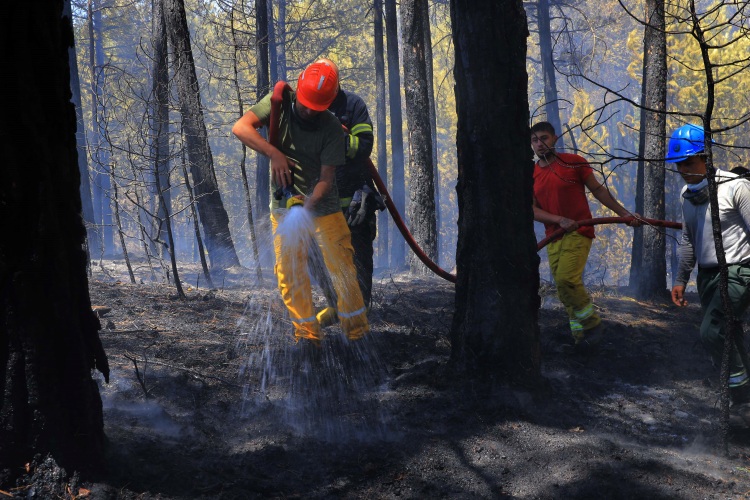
[533, 152, 595, 239]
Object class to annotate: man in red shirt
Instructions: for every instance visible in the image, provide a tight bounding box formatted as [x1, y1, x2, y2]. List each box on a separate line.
[531, 121, 639, 350]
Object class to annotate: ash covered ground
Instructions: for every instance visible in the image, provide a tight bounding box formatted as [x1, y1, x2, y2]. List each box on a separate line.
[15, 260, 750, 499]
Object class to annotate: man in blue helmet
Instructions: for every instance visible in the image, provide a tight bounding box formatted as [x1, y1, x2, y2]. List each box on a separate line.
[668, 123, 750, 410]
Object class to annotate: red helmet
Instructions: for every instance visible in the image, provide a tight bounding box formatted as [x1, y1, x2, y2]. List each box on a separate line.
[296, 60, 339, 111]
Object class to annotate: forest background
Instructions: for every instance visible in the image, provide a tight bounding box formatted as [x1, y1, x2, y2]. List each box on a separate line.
[8, 0, 750, 495]
[71, 0, 750, 290]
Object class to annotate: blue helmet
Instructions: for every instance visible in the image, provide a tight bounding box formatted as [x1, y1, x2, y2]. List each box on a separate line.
[665, 124, 705, 163]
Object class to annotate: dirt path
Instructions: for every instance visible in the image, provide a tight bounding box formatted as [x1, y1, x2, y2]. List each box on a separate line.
[18, 268, 750, 499]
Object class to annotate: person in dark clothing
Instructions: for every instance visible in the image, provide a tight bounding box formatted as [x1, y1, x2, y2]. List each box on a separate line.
[311, 59, 384, 327]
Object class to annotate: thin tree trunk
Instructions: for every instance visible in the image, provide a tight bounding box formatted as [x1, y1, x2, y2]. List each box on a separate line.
[87, 0, 105, 259]
[374, 0, 389, 268]
[255, 0, 272, 231]
[91, 0, 114, 256]
[402, 0, 437, 275]
[692, 7, 740, 456]
[277, 0, 287, 82]
[110, 162, 136, 283]
[385, 0, 406, 268]
[267, 0, 278, 83]
[153, 126, 186, 299]
[126, 156, 158, 281]
[421, 0, 440, 263]
[182, 146, 215, 290]
[1, 2, 109, 481]
[449, 0, 541, 381]
[636, 0, 667, 299]
[65, 0, 96, 267]
[164, 0, 240, 269]
[536, 0, 564, 150]
[151, 0, 171, 260]
[231, 3, 263, 283]
[629, 26, 650, 289]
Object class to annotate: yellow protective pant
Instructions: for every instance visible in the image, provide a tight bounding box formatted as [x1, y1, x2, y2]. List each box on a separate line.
[547, 231, 601, 341]
[270, 210, 369, 342]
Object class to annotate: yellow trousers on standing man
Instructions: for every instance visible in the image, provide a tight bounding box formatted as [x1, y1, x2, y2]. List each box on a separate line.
[547, 231, 601, 342]
[271, 210, 369, 343]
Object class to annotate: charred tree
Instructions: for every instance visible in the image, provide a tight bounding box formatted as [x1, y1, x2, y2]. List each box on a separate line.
[421, 0, 440, 262]
[1, 1, 109, 483]
[182, 155, 214, 291]
[151, 0, 171, 258]
[374, 0, 389, 268]
[230, 3, 263, 282]
[255, 0, 271, 223]
[449, 0, 541, 381]
[164, 0, 240, 269]
[385, 0, 407, 268]
[635, 0, 667, 299]
[65, 0, 96, 262]
[402, 0, 438, 274]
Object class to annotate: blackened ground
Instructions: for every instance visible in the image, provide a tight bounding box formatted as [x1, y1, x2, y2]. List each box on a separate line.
[10, 262, 750, 499]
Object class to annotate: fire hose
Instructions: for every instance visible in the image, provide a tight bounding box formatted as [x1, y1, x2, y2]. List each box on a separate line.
[269, 81, 457, 283]
[537, 216, 682, 250]
[268, 82, 681, 283]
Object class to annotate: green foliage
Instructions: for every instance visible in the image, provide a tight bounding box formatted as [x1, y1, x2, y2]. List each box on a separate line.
[664, 0, 750, 168]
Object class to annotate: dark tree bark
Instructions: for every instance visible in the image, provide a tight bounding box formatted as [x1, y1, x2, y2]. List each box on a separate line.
[164, 0, 240, 268]
[536, 0, 565, 150]
[267, 0, 278, 83]
[151, 0, 171, 257]
[385, 0, 406, 268]
[635, 0, 667, 299]
[402, 0, 438, 274]
[449, 0, 541, 381]
[629, 16, 651, 289]
[374, 0, 389, 268]
[65, 0, 96, 260]
[421, 0, 440, 262]
[276, 0, 287, 82]
[230, 3, 263, 282]
[1, 1, 109, 483]
[255, 0, 271, 223]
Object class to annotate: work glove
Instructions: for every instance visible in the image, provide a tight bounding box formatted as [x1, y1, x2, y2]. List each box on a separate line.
[346, 186, 385, 226]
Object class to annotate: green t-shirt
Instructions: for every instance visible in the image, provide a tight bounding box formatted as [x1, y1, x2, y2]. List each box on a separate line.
[250, 90, 345, 216]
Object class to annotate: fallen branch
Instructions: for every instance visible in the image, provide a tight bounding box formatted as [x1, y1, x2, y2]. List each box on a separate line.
[123, 353, 152, 398]
[115, 353, 240, 388]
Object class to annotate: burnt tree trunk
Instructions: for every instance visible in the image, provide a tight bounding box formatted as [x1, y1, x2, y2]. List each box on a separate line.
[255, 0, 271, 223]
[151, 0, 171, 258]
[374, 0, 389, 268]
[1, 1, 109, 484]
[636, 0, 667, 299]
[449, 0, 541, 381]
[65, 0, 96, 260]
[230, 4, 263, 282]
[164, 0, 240, 268]
[402, 0, 437, 274]
[385, 0, 406, 268]
[421, 0, 440, 262]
